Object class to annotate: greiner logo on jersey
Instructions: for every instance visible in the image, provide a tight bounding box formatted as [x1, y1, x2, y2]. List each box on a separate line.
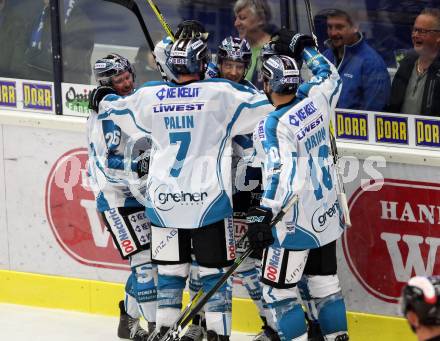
[264, 246, 282, 282]
[288, 102, 318, 126]
[155, 87, 200, 101]
[311, 200, 340, 232]
[154, 184, 207, 211]
[296, 115, 324, 141]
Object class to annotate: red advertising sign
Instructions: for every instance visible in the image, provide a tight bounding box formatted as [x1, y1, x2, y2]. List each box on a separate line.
[343, 179, 440, 303]
[45, 148, 128, 270]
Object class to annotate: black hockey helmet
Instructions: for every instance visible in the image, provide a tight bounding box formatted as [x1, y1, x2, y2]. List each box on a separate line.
[401, 276, 440, 326]
[166, 38, 210, 75]
[93, 53, 135, 86]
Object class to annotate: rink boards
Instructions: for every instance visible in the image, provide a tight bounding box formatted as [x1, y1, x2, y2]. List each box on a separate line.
[1, 109, 439, 340]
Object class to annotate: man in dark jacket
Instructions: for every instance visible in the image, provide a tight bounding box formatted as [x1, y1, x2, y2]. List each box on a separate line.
[323, 9, 391, 111]
[388, 8, 440, 117]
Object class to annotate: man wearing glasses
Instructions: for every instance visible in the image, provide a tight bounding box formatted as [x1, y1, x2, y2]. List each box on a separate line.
[388, 8, 440, 117]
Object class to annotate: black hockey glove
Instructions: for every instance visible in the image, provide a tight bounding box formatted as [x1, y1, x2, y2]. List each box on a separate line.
[136, 157, 150, 178]
[175, 20, 209, 40]
[246, 207, 274, 252]
[88, 86, 116, 112]
[272, 28, 317, 60]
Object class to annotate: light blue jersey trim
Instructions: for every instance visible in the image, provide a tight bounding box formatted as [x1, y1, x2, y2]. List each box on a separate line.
[198, 99, 269, 227]
[97, 108, 150, 135]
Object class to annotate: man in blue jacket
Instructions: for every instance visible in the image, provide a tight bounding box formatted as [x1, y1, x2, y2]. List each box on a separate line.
[323, 9, 391, 111]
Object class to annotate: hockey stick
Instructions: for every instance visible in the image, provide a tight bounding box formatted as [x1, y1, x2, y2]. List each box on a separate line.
[102, 0, 169, 81]
[145, 0, 175, 41]
[157, 194, 299, 341]
[303, 0, 352, 227]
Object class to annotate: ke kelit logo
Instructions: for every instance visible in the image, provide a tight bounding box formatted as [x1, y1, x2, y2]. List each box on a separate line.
[22, 82, 53, 111]
[342, 179, 440, 303]
[45, 148, 128, 270]
[336, 111, 368, 141]
[0, 79, 17, 108]
[155, 87, 200, 101]
[288, 101, 317, 127]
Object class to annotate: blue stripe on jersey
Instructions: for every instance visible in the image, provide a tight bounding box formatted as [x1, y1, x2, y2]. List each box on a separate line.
[199, 191, 231, 227]
[198, 99, 269, 227]
[233, 134, 253, 149]
[281, 226, 320, 249]
[261, 104, 294, 201]
[124, 197, 143, 208]
[107, 154, 136, 172]
[330, 78, 343, 108]
[97, 108, 151, 134]
[90, 143, 121, 184]
[96, 191, 110, 212]
[145, 205, 166, 227]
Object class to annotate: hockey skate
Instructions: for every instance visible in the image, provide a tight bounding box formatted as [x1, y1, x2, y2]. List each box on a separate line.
[181, 314, 206, 341]
[206, 330, 229, 341]
[117, 300, 150, 341]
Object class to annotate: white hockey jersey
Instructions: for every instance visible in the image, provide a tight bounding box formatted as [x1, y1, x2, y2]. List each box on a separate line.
[87, 108, 151, 212]
[98, 79, 272, 228]
[253, 47, 345, 249]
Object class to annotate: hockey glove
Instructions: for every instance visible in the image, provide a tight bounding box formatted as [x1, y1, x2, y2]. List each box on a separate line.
[88, 86, 116, 112]
[272, 28, 317, 60]
[246, 207, 274, 252]
[175, 20, 209, 41]
[136, 157, 150, 178]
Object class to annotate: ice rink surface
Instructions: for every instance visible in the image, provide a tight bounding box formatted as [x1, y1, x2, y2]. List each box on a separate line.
[0, 303, 254, 341]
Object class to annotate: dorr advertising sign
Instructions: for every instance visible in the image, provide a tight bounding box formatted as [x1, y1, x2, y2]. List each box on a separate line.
[343, 179, 440, 303]
[45, 148, 128, 270]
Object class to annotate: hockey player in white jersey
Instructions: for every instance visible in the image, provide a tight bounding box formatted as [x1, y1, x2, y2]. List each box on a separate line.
[247, 30, 349, 341]
[89, 36, 273, 340]
[87, 54, 157, 341]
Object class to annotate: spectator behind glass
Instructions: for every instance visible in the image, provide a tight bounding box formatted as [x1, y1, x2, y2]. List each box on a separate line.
[23, 0, 94, 83]
[61, 0, 94, 84]
[387, 8, 440, 117]
[0, 0, 29, 78]
[401, 276, 440, 341]
[133, 45, 163, 86]
[323, 9, 391, 111]
[234, 0, 273, 89]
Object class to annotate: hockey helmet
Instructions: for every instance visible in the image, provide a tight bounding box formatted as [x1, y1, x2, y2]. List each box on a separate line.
[261, 55, 301, 94]
[217, 36, 252, 68]
[401, 276, 440, 326]
[154, 36, 178, 82]
[93, 53, 135, 86]
[166, 38, 210, 75]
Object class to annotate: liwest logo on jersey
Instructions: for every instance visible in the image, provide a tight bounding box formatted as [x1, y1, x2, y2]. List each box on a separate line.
[23, 82, 53, 111]
[153, 103, 204, 113]
[336, 111, 368, 141]
[375, 114, 408, 144]
[155, 86, 200, 101]
[288, 102, 317, 126]
[311, 200, 339, 232]
[296, 115, 324, 141]
[416, 118, 440, 148]
[0, 80, 17, 108]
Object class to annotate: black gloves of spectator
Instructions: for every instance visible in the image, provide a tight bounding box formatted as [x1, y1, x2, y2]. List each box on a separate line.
[88, 86, 116, 112]
[271, 28, 317, 60]
[136, 157, 150, 178]
[246, 207, 274, 253]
